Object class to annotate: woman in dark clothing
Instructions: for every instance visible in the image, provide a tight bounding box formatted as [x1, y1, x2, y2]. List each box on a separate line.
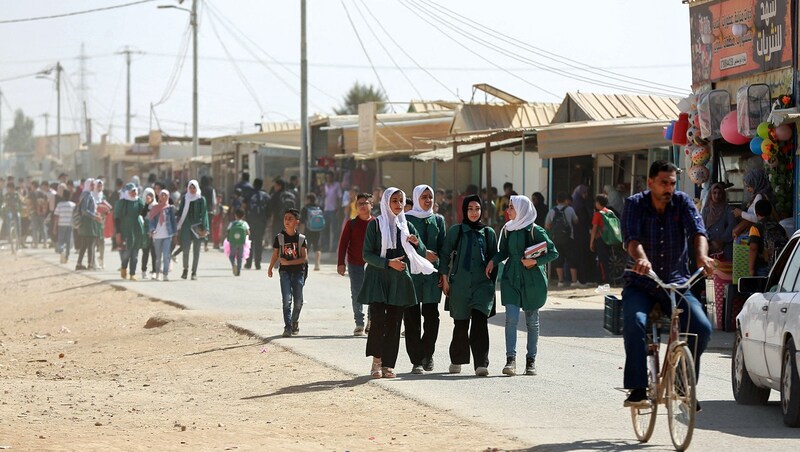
[439, 194, 497, 376]
[176, 180, 209, 280]
[139, 188, 158, 279]
[571, 184, 592, 284]
[531, 192, 548, 228]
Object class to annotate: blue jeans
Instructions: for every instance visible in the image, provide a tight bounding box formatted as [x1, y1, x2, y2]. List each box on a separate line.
[153, 237, 172, 275]
[622, 285, 712, 389]
[279, 270, 305, 328]
[57, 225, 72, 259]
[348, 262, 366, 326]
[323, 210, 337, 251]
[229, 244, 244, 270]
[504, 304, 540, 359]
[119, 247, 140, 275]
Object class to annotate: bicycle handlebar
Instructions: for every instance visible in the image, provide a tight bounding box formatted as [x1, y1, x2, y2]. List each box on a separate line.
[624, 267, 706, 291]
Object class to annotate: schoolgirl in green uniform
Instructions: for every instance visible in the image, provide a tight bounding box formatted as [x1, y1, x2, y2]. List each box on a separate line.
[404, 184, 446, 373]
[439, 194, 497, 376]
[486, 195, 559, 376]
[357, 187, 436, 379]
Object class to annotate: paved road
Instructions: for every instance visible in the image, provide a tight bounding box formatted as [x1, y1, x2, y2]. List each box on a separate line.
[23, 244, 800, 450]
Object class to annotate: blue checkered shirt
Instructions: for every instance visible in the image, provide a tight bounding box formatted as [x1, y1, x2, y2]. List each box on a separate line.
[622, 190, 707, 292]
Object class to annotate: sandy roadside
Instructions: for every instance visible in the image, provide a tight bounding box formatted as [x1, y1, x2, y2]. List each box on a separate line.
[0, 252, 526, 451]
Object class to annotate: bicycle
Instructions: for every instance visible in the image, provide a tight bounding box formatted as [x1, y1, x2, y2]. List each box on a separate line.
[627, 267, 705, 451]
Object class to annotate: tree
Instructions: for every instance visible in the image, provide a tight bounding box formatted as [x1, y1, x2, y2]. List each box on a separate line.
[333, 82, 388, 115]
[3, 109, 34, 154]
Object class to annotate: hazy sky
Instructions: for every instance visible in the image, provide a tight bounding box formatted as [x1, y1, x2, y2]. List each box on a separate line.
[0, 0, 691, 143]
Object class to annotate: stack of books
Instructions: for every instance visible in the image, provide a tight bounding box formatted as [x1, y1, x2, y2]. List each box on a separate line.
[524, 241, 547, 259]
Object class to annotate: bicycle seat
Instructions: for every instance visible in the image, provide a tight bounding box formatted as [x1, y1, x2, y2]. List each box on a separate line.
[648, 304, 671, 329]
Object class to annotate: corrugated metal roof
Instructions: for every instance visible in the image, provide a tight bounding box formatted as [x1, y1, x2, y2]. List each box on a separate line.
[451, 103, 558, 134]
[552, 92, 681, 123]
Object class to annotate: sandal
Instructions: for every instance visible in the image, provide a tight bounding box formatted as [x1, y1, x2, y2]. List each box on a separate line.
[381, 367, 396, 379]
[370, 358, 382, 379]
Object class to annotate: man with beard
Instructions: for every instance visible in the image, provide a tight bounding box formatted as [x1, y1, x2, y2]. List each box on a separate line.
[620, 160, 713, 409]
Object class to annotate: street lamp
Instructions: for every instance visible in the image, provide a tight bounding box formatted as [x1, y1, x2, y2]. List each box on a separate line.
[36, 62, 62, 163]
[158, 0, 198, 159]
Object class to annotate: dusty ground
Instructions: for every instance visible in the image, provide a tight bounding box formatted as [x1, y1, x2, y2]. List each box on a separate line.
[0, 252, 525, 451]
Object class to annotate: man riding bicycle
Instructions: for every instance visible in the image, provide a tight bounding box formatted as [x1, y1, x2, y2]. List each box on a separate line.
[621, 161, 713, 408]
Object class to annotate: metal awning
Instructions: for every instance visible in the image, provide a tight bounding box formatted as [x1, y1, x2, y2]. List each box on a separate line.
[412, 136, 531, 162]
[536, 118, 671, 159]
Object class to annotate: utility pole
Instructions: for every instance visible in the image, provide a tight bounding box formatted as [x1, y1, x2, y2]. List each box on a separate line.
[42, 113, 50, 136]
[117, 46, 141, 143]
[191, 0, 198, 158]
[77, 43, 91, 142]
[300, 0, 308, 201]
[56, 61, 62, 163]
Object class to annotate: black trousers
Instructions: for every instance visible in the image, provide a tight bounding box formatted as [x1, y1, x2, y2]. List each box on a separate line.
[246, 222, 266, 267]
[141, 244, 156, 273]
[449, 309, 490, 369]
[404, 303, 440, 365]
[365, 303, 404, 368]
[76, 235, 95, 268]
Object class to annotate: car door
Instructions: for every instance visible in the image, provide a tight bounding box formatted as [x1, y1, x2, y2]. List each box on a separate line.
[765, 239, 800, 380]
[742, 237, 799, 379]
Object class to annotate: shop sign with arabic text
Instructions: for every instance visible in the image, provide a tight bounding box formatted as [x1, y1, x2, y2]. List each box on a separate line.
[690, 0, 791, 85]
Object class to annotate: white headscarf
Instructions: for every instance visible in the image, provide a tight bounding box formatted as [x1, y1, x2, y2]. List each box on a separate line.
[81, 178, 95, 202]
[503, 195, 537, 232]
[377, 187, 436, 275]
[404, 184, 434, 219]
[120, 183, 139, 202]
[92, 179, 104, 203]
[177, 180, 201, 230]
[143, 187, 156, 206]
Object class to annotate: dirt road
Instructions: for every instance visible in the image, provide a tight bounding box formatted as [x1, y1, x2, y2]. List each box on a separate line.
[0, 253, 523, 451]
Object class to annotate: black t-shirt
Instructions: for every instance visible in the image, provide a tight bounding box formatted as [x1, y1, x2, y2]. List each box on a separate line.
[273, 230, 307, 273]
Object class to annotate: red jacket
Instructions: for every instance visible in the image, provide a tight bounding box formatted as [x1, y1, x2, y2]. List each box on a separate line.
[337, 215, 374, 266]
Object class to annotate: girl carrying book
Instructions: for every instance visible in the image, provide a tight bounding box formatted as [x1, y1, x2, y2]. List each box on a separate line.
[485, 195, 558, 377]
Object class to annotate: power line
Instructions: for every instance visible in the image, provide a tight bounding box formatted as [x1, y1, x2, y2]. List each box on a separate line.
[152, 24, 192, 107]
[340, 0, 394, 112]
[398, 0, 559, 99]
[351, 0, 422, 100]
[357, 0, 460, 100]
[0, 0, 158, 24]
[424, 0, 687, 95]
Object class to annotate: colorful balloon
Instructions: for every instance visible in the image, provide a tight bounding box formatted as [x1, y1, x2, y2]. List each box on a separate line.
[761, 138, 774, 154]
[750, 137, 764, 154]
[757, 121, 771, 139]
[775, 124, 793, 141]
[720, 111, 750, 145]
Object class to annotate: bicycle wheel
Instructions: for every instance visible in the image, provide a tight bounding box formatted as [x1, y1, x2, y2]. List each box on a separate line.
[667, 344, 696, 451]
[631, 352, 658, 442]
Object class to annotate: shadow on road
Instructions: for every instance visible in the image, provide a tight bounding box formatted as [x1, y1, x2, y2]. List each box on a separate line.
[489, 307, 615, 339]
[240, 375, 372, 399]
[695, 400, 800, 439]
[46, 280, 107, 294]
[525, 439, 655, 451]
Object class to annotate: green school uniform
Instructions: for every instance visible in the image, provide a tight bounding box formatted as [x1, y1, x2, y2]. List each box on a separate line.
[176, 196, 209, 243]
[357, 220, 428, 307]
[407, 214, 446, 304]
[113, 198, 146, 250]
[492, 224, 559, 311]
[77, 194, 102, 238]
[438, 224, 498, 320]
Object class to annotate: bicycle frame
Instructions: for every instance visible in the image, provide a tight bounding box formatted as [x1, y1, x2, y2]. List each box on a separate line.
[647, 289, 697, 405]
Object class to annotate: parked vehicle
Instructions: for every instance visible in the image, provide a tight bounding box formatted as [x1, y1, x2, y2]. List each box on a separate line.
[733, 231, 800, 427]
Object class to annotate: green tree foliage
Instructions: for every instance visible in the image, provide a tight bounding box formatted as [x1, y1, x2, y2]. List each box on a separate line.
[334, 82, 388, 115]
[3, 109, 34, 154]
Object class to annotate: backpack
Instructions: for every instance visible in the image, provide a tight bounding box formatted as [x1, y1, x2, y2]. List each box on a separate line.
[305, 205, 326, 232]
[227, 220, 248, 246]
[599, 209, 622, 245]
[71, 197, 84, 229]
[760, 220, 789, 269]
[278, 232, 308, 280]
[549, 206, 571, 244]
[279, 191, 296, 211]
[248, 191, 268, 218]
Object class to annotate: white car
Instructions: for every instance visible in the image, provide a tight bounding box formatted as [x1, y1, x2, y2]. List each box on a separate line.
[733, 230, 800, 427]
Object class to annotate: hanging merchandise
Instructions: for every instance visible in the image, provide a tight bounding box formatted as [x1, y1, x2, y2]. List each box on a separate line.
[720, 111, 750, 145]
[736, 84, 771, 138]
[690, 145, 710, 166]
[689, 165, 710, 186]
[749, 137, 764, 155]
[663, 120, 675, 140]
[775, 124, 792, 141]
[756, 121, 772, 139]
[697, 90, 731, 140]
[672, 113, 690, 146]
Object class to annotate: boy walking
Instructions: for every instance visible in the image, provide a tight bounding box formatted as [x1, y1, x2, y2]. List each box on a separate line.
[268, 209, 308, 337]
[227, 208, 250, 276]
[337, 193, 375, 336]
[53, 190, 76, 263]
[748, 199, 787, 277]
